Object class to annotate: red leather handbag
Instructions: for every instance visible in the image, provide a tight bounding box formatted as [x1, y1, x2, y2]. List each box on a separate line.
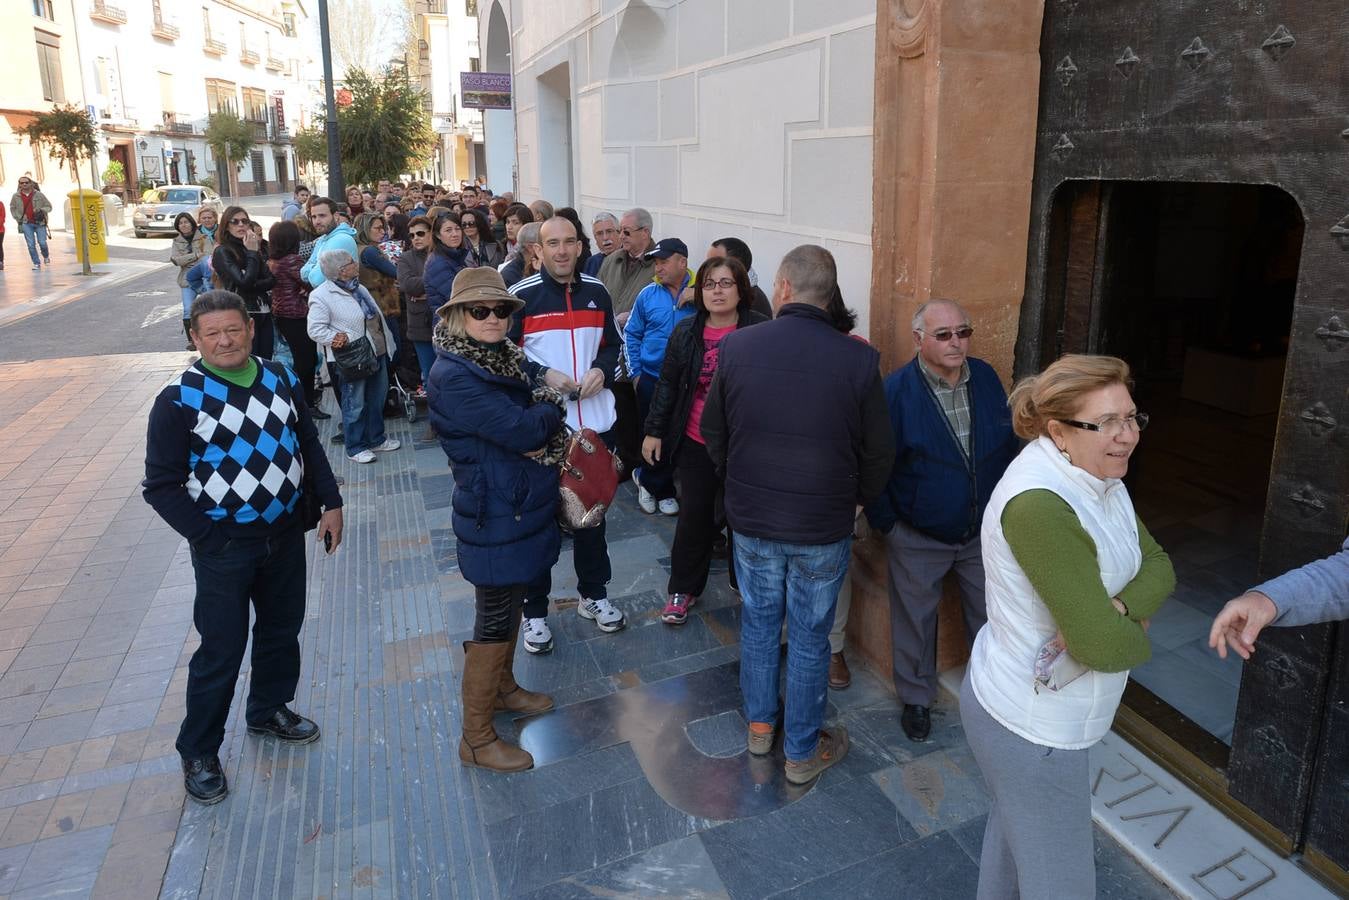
[558, 427, 623, 529]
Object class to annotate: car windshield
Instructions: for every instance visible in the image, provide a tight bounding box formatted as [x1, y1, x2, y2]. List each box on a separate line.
[162, 189, 200, 204]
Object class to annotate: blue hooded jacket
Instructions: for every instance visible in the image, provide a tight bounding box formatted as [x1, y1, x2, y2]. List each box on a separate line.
[300, 222, 359, 287]
[427, 345, 563, 587]
[623, 275, 694, 379]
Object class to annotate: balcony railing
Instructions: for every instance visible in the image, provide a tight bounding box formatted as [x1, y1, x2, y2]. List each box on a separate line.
[266, 55, 285, 72]
[248, 120, 268, 140]
[240, 48, 260, 65]
[89, 1, 127, 25]
[151, 13, 179, 40]
[203, 36, 226, 55]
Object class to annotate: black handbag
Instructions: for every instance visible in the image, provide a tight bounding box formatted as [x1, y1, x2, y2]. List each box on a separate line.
[331, 318, 380, 380]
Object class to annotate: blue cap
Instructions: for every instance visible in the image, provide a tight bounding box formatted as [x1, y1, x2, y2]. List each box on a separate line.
[643, 238, 689, 260]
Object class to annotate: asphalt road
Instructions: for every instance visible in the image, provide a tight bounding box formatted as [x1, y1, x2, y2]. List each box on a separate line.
[0, 245, 191, 363]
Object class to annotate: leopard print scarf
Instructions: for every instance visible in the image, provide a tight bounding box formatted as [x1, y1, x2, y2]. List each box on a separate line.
[433, 317, 571, 467]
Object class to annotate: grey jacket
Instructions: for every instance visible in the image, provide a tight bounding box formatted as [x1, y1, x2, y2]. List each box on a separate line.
[10, 189, 53, 224]
[1253, 536, 1349, 627]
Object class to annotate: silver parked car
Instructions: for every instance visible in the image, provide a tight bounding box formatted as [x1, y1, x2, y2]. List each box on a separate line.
[132, 185, 224, 237]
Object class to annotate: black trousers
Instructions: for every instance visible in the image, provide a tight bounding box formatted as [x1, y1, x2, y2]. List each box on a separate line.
[523, 429, 615, 617]
[274, 315, 321, 408]
[177, 524, 306, 759]
[610, 381, 644, 477]
[475, 585, 527, 643]
[250, 312, 275, 360]
[669, 439, 725, 596]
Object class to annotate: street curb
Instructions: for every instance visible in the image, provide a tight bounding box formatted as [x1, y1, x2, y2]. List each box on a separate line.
[0, 260, 169, 329]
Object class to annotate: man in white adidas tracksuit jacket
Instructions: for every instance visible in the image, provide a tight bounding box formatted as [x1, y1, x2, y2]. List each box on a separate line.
[506, 216, 628, 653]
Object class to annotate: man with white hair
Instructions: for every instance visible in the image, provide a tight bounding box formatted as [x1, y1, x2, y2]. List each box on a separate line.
[583, 212, 620, 277]
[864, 298, 1017, 743]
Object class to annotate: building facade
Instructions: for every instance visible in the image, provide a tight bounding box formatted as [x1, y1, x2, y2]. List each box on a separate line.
[3, 1, 92, 229]
[74, 0, 311, 199]
[479, 0, 877, 325]
[411, 0, 485, 188]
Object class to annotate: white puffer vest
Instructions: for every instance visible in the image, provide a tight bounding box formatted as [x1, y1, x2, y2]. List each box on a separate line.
[969, 436, 1143, 750]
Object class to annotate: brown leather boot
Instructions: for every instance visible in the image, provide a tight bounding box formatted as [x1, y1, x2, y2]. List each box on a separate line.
[496, 624, 554, 714]
[459, 641, 534, 772]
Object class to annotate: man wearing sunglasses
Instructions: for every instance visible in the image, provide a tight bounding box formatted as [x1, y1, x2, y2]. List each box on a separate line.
[10, 176, 53, 270]
[864, 299, 1018, 743]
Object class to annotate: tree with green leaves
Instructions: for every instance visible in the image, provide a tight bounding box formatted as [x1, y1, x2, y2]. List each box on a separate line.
[25, 105, 99, 275]
[320, 67, 434, 186]
[292, 126, 327, 174]
[204, 112, 256, 198]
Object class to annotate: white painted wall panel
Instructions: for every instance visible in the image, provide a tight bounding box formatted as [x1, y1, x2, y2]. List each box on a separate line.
[727, 0, 791, 54]
[676, 0, 726, 69]
[603, 82, 660, 143]
[789, 135, 873, 235]
[828, 26, 876, 129]
[660, 74, 696, 141]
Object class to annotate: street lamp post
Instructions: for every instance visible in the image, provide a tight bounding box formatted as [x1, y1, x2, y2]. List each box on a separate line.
[318, 0, 344, 199]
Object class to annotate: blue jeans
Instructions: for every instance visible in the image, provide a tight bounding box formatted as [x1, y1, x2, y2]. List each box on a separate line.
[181, 286, 197, 318]
[186, 257, 211, 294]
[21, 222, 49, 265]
[178, 524, 307, 758]
[413, 340, 436, 386]
[735, 533, 852, 760]
[339, 358, 389, 454]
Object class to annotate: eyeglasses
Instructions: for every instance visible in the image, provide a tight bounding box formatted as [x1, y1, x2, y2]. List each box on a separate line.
[920, 326, 974, 342]
[461, 221, 477, 228]
[228, 217, 249, 226]
[702, 278, 736, 290]
[1060, 413, 1150, 436]
[621, 227, 648, 236]
[409, 230, 429, 238]
[467, 304, 514, 320]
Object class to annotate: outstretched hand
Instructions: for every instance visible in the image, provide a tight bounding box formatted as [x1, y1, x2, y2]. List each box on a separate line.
[1208, 591, 1278, 660]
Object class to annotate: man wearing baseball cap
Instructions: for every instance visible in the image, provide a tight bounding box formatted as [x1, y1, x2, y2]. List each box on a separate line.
[623, 238, 694, 516]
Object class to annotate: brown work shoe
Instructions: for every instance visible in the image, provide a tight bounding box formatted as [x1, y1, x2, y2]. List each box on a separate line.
[828, 652, 851, 690]
[747, 721, 775, 756]
[784, 727, 850, 785]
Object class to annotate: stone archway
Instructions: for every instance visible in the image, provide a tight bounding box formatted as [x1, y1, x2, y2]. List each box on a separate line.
[850, 0, 1047, 682]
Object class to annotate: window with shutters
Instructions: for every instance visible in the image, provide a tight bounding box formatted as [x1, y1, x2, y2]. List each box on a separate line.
[35, 31, 64, 102]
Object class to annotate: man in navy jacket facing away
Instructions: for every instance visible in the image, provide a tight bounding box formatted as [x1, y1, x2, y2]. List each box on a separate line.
[864, 299, 1017, 743]
[701, 244, 894, 786]
[143, 291, 344, 805]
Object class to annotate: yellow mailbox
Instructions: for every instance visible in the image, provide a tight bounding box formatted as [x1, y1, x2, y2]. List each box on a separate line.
[68, 189, 108, 264]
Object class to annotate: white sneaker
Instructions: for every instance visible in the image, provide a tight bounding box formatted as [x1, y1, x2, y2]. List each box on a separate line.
[578, 597, 626, 633]
[636, 484, 657, 515]
[348, 449, 376, 463]
[658, 497, 679, 516]
[373, 437, 401, 452]
[522, 617, 553, 654]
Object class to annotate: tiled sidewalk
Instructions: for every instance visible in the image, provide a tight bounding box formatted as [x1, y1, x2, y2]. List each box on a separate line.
[0, 354, 1177, 899]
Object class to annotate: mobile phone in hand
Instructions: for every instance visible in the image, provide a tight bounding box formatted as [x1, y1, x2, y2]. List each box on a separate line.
[323, 531, 333, 553]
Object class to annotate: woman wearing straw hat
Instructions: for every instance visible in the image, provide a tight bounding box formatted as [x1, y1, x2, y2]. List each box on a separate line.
[427, 267, 571, 772]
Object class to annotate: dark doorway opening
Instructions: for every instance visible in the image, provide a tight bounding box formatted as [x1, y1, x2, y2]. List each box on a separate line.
[1042, 180, 1304, 754]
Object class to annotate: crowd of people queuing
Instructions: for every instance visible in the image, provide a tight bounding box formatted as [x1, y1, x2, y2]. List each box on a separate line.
[142, 177, 1349, 898]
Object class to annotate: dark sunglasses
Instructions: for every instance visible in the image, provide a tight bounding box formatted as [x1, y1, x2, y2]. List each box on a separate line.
[461, 220, 477, 228]
[228, 217, 249, 225]
[467, 304, 513, 320]
[409, 229, 429, 238]
[922, 326, 974, 342]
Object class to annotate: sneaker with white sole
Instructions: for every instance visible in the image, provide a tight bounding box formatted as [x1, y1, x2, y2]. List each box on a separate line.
[348, 449, 376, 463]
[522, 617, 553, 654]
[373, 437, 401, 452]
[636, 484, 656, 515]
[658, 497, 679, 516]
[577, 597, 626, 632]
[661, 593, 696, 625]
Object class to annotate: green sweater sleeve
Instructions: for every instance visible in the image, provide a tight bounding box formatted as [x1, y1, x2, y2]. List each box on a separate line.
[1117, 516, 1175, 622]
[1001, 489, 1151, 673]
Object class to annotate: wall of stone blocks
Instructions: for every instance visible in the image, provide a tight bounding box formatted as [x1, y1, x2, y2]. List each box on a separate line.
[486, 0, 877, 335]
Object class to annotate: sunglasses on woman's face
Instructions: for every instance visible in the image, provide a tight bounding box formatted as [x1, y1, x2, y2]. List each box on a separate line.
[467, 304, 513, 320]
[410, 229, 429, 238]
[229, 217, 249, 226]
[461, 221, 477, 228]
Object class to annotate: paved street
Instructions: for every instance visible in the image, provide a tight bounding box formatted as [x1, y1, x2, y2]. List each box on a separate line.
[0, 241, 1179, 898]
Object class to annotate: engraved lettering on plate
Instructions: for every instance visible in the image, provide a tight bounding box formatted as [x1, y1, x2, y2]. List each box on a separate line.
[1260, 25, 1296, 61]
[1300, 402, 1336, 434]
[1193, 849, 1277, 900]
[1115, 47, 1141, 79]
[1119, 805, 1193, 849]
[1182, 37, 1212, 71]
[1056, 55, 1079, 86]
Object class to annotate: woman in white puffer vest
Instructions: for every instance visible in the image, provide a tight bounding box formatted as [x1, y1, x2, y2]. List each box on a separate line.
[962, 354, 1175, 900]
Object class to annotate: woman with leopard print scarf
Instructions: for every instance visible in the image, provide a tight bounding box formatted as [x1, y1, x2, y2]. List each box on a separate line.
[427, 267, 570, 773]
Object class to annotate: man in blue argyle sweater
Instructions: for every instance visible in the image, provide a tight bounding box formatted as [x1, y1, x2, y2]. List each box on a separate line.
[143, 291, 344, 805]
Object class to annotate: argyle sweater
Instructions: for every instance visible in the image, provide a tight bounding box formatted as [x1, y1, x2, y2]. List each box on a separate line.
[143, 358, 342, 549]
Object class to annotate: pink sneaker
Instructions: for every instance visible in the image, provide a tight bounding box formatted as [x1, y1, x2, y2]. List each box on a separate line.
[661, 593, 696, 625]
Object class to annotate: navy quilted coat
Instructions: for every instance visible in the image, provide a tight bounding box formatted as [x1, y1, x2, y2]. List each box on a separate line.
[427, 347, 563, 587]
